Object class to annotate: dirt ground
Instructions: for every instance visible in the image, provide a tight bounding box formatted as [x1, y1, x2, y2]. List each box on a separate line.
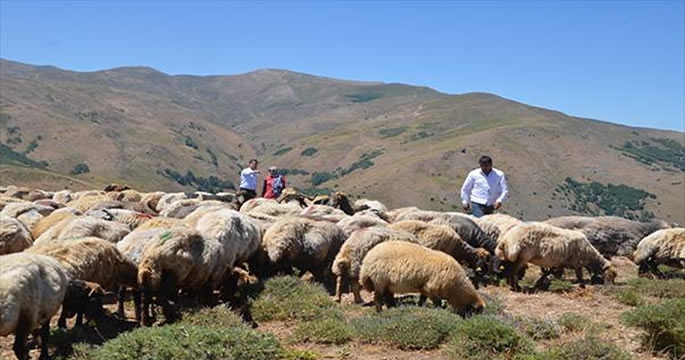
[0, 256, 674, 360]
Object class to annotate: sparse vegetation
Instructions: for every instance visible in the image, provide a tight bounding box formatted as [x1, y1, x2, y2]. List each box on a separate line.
[311, 171, 338, 186]
[206, 148, 218, 166]
[181, 305, 249, 328]
[407, 131, 434, 142]
[252, 276, 342, 322]
[340, 149, 383, 176]
[378, 126, 407, 138]
[281, 168, 310, 176]
[556, 312, 593, 333]
[532, 336, 634, 360]
[292, 317, 354, 345]
[300, 147, 318, 157]
[22, 137, 40, 154]
[0, 143, 49, 168]
[615, 137, 685, 171]
[346, 92, 384, 103]
[73, 111, 99, 123]
[70, 163, 90, 175]
[517, 316, 561, 340]
[445, 315, 534, 360]
[557, 177, 655, 220]
[161, 168, 235, 192]
[184, 136, 199, 149]
[274, 147, 293, 156]
[621, 299, 685, 359]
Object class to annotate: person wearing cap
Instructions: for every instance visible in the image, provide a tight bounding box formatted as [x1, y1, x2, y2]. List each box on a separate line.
[239, 159, 260, 201]
[262, 166, 287, 199]
[459, 155, 509, 218]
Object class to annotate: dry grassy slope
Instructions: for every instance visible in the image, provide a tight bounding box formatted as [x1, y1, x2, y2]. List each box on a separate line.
[1, 59, 683, 223]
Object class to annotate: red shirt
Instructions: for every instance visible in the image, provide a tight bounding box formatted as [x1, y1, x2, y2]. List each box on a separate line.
[262, 175, 286, 199]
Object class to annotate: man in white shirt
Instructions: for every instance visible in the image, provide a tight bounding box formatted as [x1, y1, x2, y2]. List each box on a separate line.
[460, 155, 509, 218]
[239, 159, 260, 201]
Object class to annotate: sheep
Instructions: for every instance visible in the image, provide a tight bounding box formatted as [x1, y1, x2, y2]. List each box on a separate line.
[52, 190, 74, 204]
[248, 201, 304, 218]
[0, 215, 32, 255]
[633, 228, 685, 277]
[389, 220, 492, 277]
[260, 216, 346, 292]
[393, 209, 444, 222]
[428, 214, 497, 253]
[495, 223, 617, 292]
[0, 197, 25, 212]
[336, 214, 388, 237]
[0, 252, 99, 360]
[359, 241, 486, 316]
[326, 192, 355, 215]
[137, 228, 226, 325]
[87, 199, 158, 215]
[66, 194, 110, 211]
[29, 207, 81, 239]
[353, 198, 388, 214]
[155, 192, 194, 213]
[194, 209, 262, 266]
[33, 215, 131, 246]
[477, 213, 523, 241]
[576, 217, 672, 258]
[139, 191, 166, 213]
[85, 208, 154, 229]
[160, 199, 230, 218]
[332, 227, 418, 303]
[239, 197, 277, 213]
[2, 186, 49, 201]
[299, 205, 348, 222]
[1, 203, 55, 235]
[136, 216, 182, 231]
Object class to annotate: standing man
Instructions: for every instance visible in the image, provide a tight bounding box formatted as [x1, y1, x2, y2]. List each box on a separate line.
[460, 155, 509, 218]
[262, 166, 287, 199]
[239, 159, 260, 202]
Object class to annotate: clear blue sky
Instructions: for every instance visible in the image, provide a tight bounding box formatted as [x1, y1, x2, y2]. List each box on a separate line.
[1, 0, 683, 131]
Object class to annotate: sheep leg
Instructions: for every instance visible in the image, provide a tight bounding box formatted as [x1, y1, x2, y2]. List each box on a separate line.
[335, 276, 343, 303]
[37, 321, 50, 360]
[418, 295, 427, 307]
[141, 289, 154, 326]
[57, 309, 68, 329]
[351, 281, 364, 304]
[133, 290, 142, 323]
[116, 286, 127, 319]
[575, 267, 586, 288]
[159, 275, 179, 323]
[432, 297, 443, 308]
[12, 319, 30, 360]
[383, 292, 396, 308]
[508, 262, 524, 292]
[373, 291, 383, 313]
[533, 268, 553, 291]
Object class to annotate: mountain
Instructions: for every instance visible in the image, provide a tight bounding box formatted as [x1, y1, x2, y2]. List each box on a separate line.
[1, 58, 683, 223]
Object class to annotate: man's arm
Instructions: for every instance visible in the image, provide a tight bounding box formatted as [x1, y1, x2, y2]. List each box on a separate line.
[494, 173, 509, 209]
[460, 172, 474, 209]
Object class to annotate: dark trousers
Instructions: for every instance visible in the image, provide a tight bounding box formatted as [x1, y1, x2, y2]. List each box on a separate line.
[240, 188, 257, 202]
[471, 202, 494, 218]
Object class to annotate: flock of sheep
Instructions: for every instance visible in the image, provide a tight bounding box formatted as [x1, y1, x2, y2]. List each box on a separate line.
[1, 184, 683, 360]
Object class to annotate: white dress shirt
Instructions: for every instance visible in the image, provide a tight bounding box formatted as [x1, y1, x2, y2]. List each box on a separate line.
[460, 167, 509, 206]
[240, 167, 259, 190]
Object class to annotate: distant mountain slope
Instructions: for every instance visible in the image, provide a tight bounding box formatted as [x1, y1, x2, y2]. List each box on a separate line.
[1, 58, 683, 223]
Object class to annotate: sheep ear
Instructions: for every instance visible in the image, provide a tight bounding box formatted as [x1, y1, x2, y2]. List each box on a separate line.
[102, 209, 114, 221]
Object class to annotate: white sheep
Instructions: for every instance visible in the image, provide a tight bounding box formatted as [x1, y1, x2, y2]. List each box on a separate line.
[477, 213, 523, 241]
[194, 208, 262, 266]
[33, 215, 131, 246]
[85, 208, 154, 229]
[332, 227, 418, 303]
[1, 253, 69, 360]
[495, 223, 617, 291]
[0, 215, 32, 255]
[336, 214, 388, 237]
[359, 241, 486, 316]
[633, 228, 685, 277]
[30, 207, 81, 239]
[299, 205, 348, 222]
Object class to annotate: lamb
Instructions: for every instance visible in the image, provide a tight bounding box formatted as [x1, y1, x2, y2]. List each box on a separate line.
[0, 215, 32, 255]
[633, 228, 685, 277]
[331, 227, 418, 303]
[260, 216, 346, 292]
[336, 214, 388, 237]
[137, 228, 226, 325]
[495, 223, 617, 291]
[359, 241, 486, 316]
[0, 253, 99, 360]
[33, 215, 131, 246]
[389, 220, 491, 275]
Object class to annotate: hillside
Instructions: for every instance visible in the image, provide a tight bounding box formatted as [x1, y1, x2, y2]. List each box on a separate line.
[1, 58, 683, 223]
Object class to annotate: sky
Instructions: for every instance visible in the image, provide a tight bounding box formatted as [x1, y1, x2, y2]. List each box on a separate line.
[1, 0, 683, 131]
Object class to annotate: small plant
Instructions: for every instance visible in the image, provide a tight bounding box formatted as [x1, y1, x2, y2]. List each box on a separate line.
[625, 277, 685, 299]
[548, 278, 574, 293]
[481, 293, 506, 316]
[300, 147, 318, 157]
[292, 317, 354, 345]
[252, 276, 341, 322]
[621, 299, 685, 359]
[283, 348, 318, 360]
[445, 315, 534, 360]
[518, 316, 561, 340]
[557, 312, 593, 333]
[181, 305, 249, 328]
[70, 163, 90, 175]
[352, 306, 461, 350]
[615, 289, 645, 306]
[537, 335, 634, 360]
[378, 126, 407, 138]
[273, 147, 293, 156]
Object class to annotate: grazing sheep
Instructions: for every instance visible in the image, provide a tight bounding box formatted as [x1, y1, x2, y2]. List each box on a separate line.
[0, 215, 32, 255]
[0, 253, 92, 360]
[33, 215, 131, 246]
[389, 220, 491, 274]
[359, 241, 485, 316]
[633, 228, 685, 277]
[247, 201, 303, 218]
[299, 205, 348, 222]
[2, 186, 49, 201]
[326, 192, 355, 215]
[138, 228, 226, 325]
[29, 207, 81, 239]
[332, 227, 418, 303]
[160, 199, 230, 218]
[336, 214, 388, 237]
[577, 217, 672, 258]
[429, 214, 497, 253]
[194, 209, 262, 266]
[261, 216, 346, 292]
[543, 216, 595, 229]
[136, 216, 182, 231]
[353, 198, 388, 214]
[139, 191, 166, 213]
[66, 194, 110, 212]
[495, 223, 617, 291]
[477, 213, 523, 240]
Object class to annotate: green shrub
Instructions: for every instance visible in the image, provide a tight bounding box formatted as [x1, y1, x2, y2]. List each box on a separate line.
[273, 147, 293, 156]
[615, 289, 645, 306]
[311, 171, 337, 186]
[300, 147, 318, 157]
[352, 306, 461, 350]
[252, 276, 341, 322]
[517, 317, 560, 340]
[346, 92, 383, 103]
[548, 278, 574, 293]
[625, 278, 685, 299]
[283, 349, 318, 360]
[70, 324, 284, 360]
[70, 162, 90, 175]
[557, 312, 593, 333]
[378, 127, 407, 138]
[184, 136, 199, 149]
[535, 336, 633, 360]
[621, 299, 685, 359]
[557, 177, 655, 219]
[481, 293, 506, 316]
[181, 305, 248, 328]
[292, 317, 354, 344]
[445, 315, 534, 360]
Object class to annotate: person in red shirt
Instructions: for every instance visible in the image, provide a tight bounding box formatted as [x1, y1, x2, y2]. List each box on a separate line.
[262, 166, 287, 199]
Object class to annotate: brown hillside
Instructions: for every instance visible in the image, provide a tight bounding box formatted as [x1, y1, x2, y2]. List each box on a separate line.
[1, 59, 683, 223]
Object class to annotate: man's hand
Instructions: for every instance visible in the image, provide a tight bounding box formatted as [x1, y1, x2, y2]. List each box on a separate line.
[462, 203, 470, 211]
[494, 202, 502, 210]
